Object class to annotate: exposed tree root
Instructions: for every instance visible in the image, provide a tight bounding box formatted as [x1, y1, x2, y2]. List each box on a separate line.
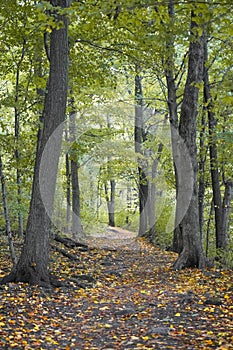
[54, 234, 89, 251]
[173, 250, 206, 270]
[50, 244, 78, 260]
[0, 266, 65, 288]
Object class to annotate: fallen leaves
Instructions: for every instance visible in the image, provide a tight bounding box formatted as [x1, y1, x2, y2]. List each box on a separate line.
[0, 231, 233, 349]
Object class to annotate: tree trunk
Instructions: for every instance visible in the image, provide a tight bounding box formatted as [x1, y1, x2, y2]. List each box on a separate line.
[0, 154, 17, 266]
[69, 115, 84, 239]
[220, 179, 233, 249]
[0, 0, 70, 287]
[65, 138, 71, 233]
[104, 180, 116, 227]
[134, 72, 148, 236]
[71, 160, 83, 239]
[104, 115, 116, 227]
[203, 32, 224, 250]
[147, 141, 164, 242]
[206, 199, 214, 257]
[198, 112, 207, 243]
[165, 0, 183, 253]
[173, 12, 206, 270]
[14, 41, 26, 238]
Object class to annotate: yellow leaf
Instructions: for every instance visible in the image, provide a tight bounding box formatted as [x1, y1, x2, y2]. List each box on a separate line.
[131, 336, 139, 340]
[175, 313, 181, 316]
[142, 336, 149, 341]
[103, 324, 112, 328]
[99, 306, 109, 311]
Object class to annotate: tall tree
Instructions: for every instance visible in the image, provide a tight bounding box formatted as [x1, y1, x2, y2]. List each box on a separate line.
[172, 9, 206, 269]
[165, 0, 183, 254]
[203, 29, 233, 251]
[0, 0, 70, 286]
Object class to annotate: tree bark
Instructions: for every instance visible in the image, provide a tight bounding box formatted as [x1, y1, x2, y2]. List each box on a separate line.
[165, 0, 183, 253]
[173, 12, 206, 270]
[105, 180, 116, 227]
[134, 72, 149, 236]
[198, 112, 207, 243]
[220, 179, 233, 249]
[203, 32, 223, 249]
[14, 40, 26, 238]
[65, 142, 71, 233]
[203, 29, 233, 252]
[0, 154, 17, 266]
[69, 115, 84, 239]
[0, 0, 70, 287]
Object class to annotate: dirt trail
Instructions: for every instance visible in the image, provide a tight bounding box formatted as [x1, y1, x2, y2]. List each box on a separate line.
[85, 226, 139, 250]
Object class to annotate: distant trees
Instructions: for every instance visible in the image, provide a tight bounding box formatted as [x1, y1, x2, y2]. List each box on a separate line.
[0, 0, 233, 285]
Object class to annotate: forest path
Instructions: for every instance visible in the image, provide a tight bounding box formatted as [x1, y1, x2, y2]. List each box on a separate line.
[0, 233, 232, 349]
[85, 226, 139, 251]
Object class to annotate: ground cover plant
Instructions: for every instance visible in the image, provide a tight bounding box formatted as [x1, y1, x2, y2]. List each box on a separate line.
[0, 228, 232, 349]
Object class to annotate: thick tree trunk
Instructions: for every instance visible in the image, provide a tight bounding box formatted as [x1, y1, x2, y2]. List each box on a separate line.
[173, 13, 206, 270]
[0, 0, 70, 287]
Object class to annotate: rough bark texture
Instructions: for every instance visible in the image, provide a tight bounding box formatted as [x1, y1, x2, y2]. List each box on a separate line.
[173, 13, 206, 270]
[0, 0, 70, 287]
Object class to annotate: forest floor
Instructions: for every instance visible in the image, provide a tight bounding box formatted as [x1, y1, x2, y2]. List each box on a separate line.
[0, 227, 233, 350]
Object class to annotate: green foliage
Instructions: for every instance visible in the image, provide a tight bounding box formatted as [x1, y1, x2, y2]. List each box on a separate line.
[0, 0, 233, 258]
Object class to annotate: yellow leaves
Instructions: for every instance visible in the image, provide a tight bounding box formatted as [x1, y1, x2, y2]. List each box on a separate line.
[103, 323, 112, 328]
[1, 232, 233, 350]
[45, 335, 59, 344]
[99, 305, 109, 311]
[130, 335, 140, 341]
[223, 294, 230, 299]
[142, 335, 149, 341]
[140, 289, 151, 295]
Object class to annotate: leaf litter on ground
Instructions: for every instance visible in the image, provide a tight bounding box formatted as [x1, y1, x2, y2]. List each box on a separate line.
[0, 227, 233, 349]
